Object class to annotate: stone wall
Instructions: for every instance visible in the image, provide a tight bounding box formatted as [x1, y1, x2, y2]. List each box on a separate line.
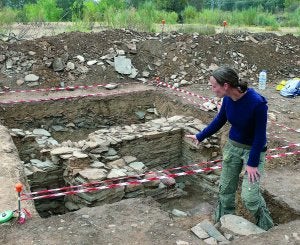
[12, 115, 221, 217]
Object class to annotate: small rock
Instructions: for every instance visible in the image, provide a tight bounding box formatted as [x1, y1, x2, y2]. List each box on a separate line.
[25, 74, 39, 82]
[176, 241, 189, 245]
[191, 224, 210, 239]
[107, 168, 127, 178]
[90, 161, 105, 168]
[73, 151, 88, 158]
[129, 162, 146, 171]
[105, 83, 118, 90]
[66, 62, 75, 70]
[203, 101, 217, 111]
[76, 55, 85, 62]
[180, 79, 189, 85]
[203, 237, 218, 245]
[87, 60, 97, 66]
[27, 82, 39, 87]
[135, 111, 146, 120]
[0, 54, 6, 63]
[28, 51, 36, 56]
[171, 209, 188, 217]
[79, 168, 107, 180]
[65, 201, 80, 211]
[142, 71, 150, 77]
[292, 232, 300, 240]
[52, 57, 65, 71]
[33, 128, 51, 137]
[16, 79, 24, 86]
[117, 50, 125, 55]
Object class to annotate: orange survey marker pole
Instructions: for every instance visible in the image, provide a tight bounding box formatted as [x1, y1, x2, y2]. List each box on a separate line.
[222, 20, 228, 46]
[222, 20, 228, 32]
[15, 183, 32, 224]
[161, 19, 166, 42]
[15, 183, 23, 217]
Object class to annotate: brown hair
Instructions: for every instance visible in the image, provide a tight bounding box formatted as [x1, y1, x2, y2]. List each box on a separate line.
[212, 66, 248, 93]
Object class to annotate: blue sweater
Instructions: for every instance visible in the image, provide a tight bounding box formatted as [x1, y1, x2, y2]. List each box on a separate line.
[196, 88, 268, 167]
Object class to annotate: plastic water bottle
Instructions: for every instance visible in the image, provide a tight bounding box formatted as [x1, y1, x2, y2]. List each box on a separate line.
[258, 70, 267, 90]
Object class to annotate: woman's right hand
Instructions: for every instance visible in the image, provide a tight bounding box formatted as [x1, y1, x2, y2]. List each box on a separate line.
[185, 134, 199, 145]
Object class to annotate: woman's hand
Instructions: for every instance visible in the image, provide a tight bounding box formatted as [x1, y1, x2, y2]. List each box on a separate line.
[185, 134, 199, 145]
[246, 165, 260, 183]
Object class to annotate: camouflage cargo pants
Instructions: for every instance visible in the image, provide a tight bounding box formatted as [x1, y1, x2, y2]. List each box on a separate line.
[214, 140, 274, 230]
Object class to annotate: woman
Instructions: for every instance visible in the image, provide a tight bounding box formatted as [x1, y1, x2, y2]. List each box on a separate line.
[186, 66, 274, 230]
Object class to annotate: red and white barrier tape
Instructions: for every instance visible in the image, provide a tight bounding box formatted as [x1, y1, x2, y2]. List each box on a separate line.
[21, 159, 222, 199]
[21, 164, 222, 201]
[155, 78, 215, 103]
[0, 88, 147, 105]
[21, 150, 300, 201]
[168, 89, 299, 136]
[265, 150, 300, 159]
[154, 78, 299, 134]
[0, 82, 132, 95]
[170, 91, 210, 111]
[267, 143, 300, 152]
[2, 78, 298, 134]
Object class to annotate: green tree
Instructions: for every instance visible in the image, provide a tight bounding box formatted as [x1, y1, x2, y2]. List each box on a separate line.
[72, 0, 84, 20]
[57, 0, 75, 20]
[284, 0, 300, 10]
[2, 0, 36, 9]
[82, 0, 101, 22]
[220, 0, 285, 12]
[187, 0, 206, 10]
[155, 0, 188, 13]
[265, 0, 285, 12]
[183, 5, 198, 23]
[23, 0, 63, 21]
[97, 0, 126, 10]
[128, 0, 147, 8]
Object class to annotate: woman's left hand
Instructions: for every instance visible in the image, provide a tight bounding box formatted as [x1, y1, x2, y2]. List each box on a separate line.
[246, 165, 260, 183]
[185, 134, 199, 145]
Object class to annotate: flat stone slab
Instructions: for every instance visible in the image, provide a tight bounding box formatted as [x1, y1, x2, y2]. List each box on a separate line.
[220, 214, 265, 236]
[197, 219, 227, 242]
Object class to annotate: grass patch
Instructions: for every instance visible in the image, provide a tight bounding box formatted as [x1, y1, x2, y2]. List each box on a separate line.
[0, 7, 19, 26]
[179, 24, 216, 35]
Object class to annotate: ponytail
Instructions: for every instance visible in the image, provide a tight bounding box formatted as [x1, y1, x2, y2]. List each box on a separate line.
[237, 78, 248, 93]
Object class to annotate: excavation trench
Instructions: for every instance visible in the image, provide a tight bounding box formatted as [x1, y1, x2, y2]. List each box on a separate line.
[0, 89, 220, 218]
[0, 89, 296, 224]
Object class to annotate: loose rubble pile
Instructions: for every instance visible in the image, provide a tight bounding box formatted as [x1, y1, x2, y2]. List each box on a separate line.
[0, 30, 299, 91]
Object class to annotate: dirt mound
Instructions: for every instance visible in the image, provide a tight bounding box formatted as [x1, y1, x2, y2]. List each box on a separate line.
[0, 30, 299, 90]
